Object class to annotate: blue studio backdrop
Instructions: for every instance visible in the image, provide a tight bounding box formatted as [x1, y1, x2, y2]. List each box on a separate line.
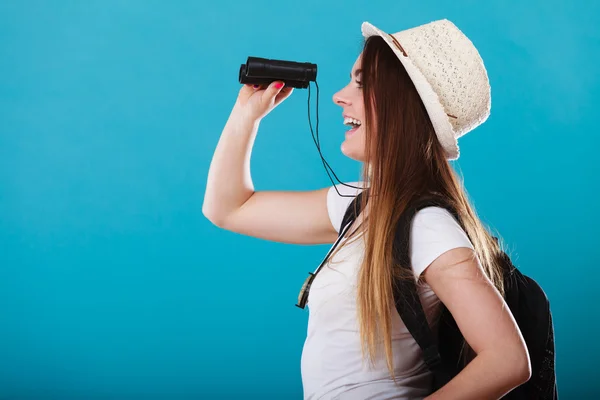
[1, 0, 598, 398]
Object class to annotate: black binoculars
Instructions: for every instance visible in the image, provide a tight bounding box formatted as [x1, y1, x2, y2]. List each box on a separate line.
[239, 56, 317, 89]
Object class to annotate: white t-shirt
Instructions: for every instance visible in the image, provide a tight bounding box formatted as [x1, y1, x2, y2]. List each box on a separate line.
[300, 182, 474, 400]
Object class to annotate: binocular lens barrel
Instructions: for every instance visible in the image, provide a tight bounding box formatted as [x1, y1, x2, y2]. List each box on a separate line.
[239, 57, 317, 89]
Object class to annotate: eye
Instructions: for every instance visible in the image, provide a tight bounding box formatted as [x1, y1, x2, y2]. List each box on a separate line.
[355, 80, 363, 89]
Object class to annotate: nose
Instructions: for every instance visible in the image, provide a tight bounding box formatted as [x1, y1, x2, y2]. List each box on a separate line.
[332, 86, 351, 107]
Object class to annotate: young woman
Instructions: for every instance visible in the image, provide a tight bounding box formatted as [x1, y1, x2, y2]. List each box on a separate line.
[203, 19, 531, 400]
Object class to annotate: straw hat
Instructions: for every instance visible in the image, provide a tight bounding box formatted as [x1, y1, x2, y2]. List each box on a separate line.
[362, 19, 491, 160]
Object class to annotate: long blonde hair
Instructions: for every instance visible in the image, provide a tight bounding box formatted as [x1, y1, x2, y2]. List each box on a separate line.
[327, 36, 506, 379]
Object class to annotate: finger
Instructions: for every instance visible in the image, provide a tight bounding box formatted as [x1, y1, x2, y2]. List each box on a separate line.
[274, 86, 294, 105]
[263, 81, 285, 101]
[243, 83, 262, 91]
[239, 84, 256, 98]
[240, 83, 263, 98]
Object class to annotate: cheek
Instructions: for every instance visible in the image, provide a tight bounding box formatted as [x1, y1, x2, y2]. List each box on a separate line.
[354, 97, 365, 120]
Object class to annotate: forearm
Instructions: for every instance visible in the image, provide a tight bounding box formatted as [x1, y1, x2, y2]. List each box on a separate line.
[424, 349, 530, 400]
[203, 103, 260, 223]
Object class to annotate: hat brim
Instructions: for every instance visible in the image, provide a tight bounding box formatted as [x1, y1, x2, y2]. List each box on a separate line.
[361, 22, 459, 160]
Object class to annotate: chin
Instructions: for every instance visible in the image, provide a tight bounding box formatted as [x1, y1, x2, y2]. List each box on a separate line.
[341, 142, 366, 162]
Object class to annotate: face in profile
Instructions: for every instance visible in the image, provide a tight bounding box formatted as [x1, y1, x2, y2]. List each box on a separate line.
[332, 55, 368, 162]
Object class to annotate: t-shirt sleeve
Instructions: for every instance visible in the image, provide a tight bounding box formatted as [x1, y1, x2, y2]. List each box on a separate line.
[326, 181, 364, 233]
[409, 207, 474, 280]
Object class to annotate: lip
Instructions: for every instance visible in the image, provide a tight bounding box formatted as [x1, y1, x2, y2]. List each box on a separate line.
[345, 125, 360, 137]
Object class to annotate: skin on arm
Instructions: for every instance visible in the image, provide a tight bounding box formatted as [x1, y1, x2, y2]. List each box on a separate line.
[422, 247, 531, 400]
[218, 187, 339, 245]
[203, 82, 339, 245]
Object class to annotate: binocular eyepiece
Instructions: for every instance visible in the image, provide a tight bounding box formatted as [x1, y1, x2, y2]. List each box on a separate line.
[239, 56, 317, 89]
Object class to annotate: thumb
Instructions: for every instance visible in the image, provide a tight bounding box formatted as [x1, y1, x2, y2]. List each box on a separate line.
[262, 81, 286, 102]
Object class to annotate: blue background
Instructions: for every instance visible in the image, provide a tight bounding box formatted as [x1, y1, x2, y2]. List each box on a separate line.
[1, 0, 598, 398]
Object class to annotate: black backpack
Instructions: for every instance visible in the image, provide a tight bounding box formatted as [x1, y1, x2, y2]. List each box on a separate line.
[339, 192, 558, 399]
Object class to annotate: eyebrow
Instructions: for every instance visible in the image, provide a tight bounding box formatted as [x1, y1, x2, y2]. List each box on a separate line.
[350, 69, 363, 79]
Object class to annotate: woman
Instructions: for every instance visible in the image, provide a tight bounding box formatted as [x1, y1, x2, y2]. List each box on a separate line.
[203, 19, 531, 399]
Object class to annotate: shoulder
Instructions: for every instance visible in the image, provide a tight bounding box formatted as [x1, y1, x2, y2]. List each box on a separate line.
[409, 206, 474, 279]
[326, 181, 365, 233]
[412, 206, 461, 230]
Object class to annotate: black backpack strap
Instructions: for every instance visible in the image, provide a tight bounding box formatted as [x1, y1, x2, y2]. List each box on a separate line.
[392, 196, 462, 382]
[338, 191, 366, 235]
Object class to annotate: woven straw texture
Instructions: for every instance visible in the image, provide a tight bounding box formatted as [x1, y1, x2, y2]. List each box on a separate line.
[362, 19, 491, 160]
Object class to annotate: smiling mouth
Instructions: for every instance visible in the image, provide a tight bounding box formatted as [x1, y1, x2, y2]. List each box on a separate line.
[344, 117, 362, 133]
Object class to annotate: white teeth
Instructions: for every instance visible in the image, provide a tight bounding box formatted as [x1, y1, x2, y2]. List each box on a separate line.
[343, 117, 362, 127]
